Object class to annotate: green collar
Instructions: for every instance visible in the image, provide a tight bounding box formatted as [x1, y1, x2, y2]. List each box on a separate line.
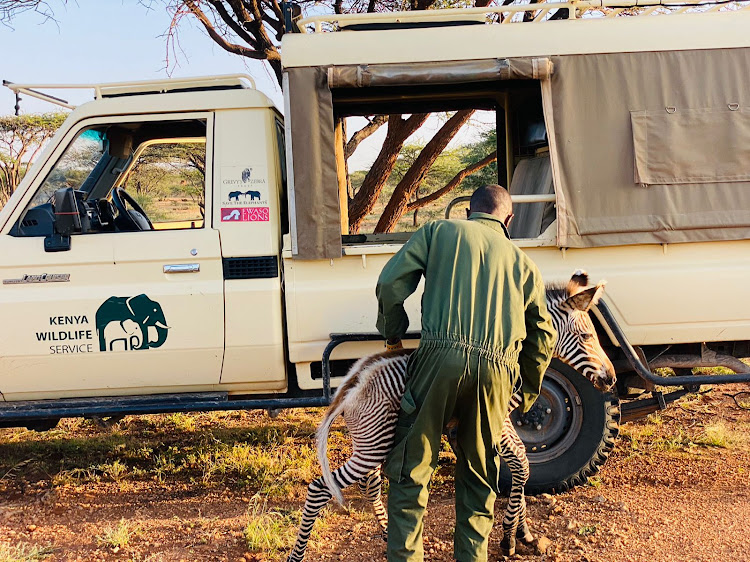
[468, 212, 511, 239]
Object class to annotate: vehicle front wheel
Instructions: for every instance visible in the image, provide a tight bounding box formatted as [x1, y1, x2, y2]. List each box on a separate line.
[499, 359, 620, 495]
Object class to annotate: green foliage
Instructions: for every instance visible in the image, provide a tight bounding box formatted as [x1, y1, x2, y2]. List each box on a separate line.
[244, 496, 297, 555]
[0, 542, 55, 562]
[96, 519, 138, 550]
[0, 411, 330, 498]
[0, 113, 67, 135]
[350, 116, 498, 233]
[0, 112, 67, 205]
[578, 524, 598, 536]
[121, 141, 206, 223]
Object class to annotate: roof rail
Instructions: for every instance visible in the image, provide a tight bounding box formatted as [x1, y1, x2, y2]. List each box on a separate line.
[3, 74, 257, 110]
[297, 0, 750, 32]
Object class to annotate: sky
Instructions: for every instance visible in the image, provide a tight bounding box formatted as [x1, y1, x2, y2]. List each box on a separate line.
[0, 1, 490, 171]
[0, 0, 283, 114]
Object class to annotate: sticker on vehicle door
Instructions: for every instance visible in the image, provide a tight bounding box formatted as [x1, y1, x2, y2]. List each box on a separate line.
[95, 295, 170, 352]
[221, 207, 270, 222]
[221, 165, 269, 209]
[35, 294, 169, 354]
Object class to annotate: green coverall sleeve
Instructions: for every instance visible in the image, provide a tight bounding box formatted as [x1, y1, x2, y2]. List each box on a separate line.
[518, 269, 557, 413]
[375, 224, 432, 341]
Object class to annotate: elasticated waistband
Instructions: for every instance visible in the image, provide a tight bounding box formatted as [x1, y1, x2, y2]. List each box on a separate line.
[420, 332, 520, 366]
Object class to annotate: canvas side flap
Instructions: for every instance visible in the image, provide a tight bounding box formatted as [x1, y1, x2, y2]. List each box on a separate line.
[285, 66, 342, 260]
[631, 106, 750, 186]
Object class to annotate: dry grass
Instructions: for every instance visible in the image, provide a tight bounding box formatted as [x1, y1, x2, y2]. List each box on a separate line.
[96, 518, 139, 550]
[0, 543, 54, 562]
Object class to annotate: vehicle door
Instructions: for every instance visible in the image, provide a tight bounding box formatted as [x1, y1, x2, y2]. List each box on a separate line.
[0, 113, 224, 400]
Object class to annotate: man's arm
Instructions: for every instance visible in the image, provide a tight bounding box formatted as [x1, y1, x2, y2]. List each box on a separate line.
[518, 268, 557, 413]
[375, 225, 432, 342]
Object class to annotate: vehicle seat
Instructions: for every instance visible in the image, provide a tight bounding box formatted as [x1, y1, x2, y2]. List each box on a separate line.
[507, 154, 556, 239]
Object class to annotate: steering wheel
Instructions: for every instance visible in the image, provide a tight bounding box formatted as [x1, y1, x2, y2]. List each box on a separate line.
[111, 187, 153, 231]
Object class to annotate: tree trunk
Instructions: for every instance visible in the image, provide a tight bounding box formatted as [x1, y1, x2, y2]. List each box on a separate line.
[348, 113, 428, 233]
[374, 109, 474, 233]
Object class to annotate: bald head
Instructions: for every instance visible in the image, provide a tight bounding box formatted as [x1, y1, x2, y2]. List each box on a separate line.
[469, 184, 513, 221]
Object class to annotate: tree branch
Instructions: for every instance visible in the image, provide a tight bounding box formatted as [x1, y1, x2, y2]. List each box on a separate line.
[406, 150, 497, 211]
[348, 113, 428, 232]
[345, 115, 388, 160]
[374, 109, 475, 233]
[184, 0, 264, 59]
[209, 0, 260, 49]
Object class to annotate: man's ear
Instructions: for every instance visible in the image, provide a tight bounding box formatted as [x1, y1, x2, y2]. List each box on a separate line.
[504, 213, 514, 228]
[466, 208, 471, 219]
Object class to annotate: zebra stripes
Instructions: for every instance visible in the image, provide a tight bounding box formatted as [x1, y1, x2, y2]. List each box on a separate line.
[498, 393, 534, 556]
[287, 351, 410, 562]
[287, 272, 616, 561]
[546, 271, 616, 392]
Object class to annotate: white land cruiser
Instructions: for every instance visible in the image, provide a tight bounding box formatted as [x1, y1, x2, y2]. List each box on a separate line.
[2, 1, 749, 493]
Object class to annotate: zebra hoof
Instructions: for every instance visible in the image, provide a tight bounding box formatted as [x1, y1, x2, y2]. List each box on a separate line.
[499, 536, 516, 557]
[516, 522, 534, 544]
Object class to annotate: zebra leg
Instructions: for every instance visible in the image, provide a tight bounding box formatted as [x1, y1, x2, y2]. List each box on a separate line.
[506, 420, 534, 544]
[287, 455, 385, 562]
[498, 413, 531, 557]
[287, 476, 333, 562]
[356, 466, 388, 539]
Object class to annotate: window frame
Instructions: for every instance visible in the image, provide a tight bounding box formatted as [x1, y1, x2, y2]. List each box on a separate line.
[333, 82, 558, 248]
[5, 112, 214, 237]
[115, 136, 208, 230]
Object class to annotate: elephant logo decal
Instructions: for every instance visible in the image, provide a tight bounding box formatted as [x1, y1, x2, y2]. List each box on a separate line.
[228, 191, 242, 201]
[245, 190, 261, 200]
[241, 168, 253, 182]
[96, 294, 169, 352]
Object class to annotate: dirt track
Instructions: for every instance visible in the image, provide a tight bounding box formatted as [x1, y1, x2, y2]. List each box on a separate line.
[0, 385, 748, 561]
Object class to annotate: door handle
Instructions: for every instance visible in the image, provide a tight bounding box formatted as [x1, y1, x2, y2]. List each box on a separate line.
[163, 263, 200, 274]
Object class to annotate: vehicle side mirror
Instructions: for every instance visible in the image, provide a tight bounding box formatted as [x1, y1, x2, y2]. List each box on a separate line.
[44, 187, 81, 252]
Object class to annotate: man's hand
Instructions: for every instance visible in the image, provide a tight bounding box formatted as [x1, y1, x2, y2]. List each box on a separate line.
[385, 338, 403, 351]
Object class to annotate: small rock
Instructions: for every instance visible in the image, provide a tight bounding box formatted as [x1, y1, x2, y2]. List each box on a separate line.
[26, 524, 37, 532]
[566, 520, 576, 530]
[617, 502, 629, 512]
[553, 505, 563, 514]
[533, 535, 552, 555]
[592, 495, 606, 503]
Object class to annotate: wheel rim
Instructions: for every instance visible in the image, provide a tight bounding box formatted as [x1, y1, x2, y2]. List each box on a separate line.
[510, 367, 584, 464]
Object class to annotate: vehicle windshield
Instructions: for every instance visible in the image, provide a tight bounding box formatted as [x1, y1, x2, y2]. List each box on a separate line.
[29, 128, 107, 208]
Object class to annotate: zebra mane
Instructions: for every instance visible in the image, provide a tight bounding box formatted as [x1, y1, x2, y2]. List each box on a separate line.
[544, 282, 571, 304]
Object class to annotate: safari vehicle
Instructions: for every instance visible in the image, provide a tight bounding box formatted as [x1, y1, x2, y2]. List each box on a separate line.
[2, 0, 750, 494]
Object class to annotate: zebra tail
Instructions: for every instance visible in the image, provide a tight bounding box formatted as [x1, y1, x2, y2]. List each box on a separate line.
[316, 400, 347, 507]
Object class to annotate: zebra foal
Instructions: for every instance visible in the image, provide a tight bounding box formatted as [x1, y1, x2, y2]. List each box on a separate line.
[287, 271, 615, 562]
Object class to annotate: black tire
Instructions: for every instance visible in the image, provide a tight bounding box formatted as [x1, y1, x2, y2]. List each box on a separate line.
[499, 359, 620, 495]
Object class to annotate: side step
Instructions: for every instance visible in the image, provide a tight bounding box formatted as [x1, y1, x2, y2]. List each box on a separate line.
[0, 391, 329, 425]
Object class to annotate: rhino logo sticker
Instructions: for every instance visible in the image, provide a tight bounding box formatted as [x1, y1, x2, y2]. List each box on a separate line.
[242, 168, 253, 182]
[95, 294, 169, 352]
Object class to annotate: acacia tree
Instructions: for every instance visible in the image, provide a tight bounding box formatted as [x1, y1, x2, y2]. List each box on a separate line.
[168, 0, 518, 232]
[0, 0, 66, 23]
[0, 113, 66, 206]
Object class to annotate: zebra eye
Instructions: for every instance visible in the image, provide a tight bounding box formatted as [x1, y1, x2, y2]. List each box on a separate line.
[581, 333, 594, 341]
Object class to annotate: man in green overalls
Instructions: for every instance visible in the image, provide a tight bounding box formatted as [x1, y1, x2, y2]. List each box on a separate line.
[376, 184, 556, 562]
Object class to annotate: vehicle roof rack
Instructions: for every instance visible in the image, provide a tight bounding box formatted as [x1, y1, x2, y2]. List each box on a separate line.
[297, 0, 750, 32]
[3, 74, 257, 110]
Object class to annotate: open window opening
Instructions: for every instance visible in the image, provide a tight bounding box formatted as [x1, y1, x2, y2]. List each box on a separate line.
[13, 118, 207, 238]
[332, 80, 554, 245]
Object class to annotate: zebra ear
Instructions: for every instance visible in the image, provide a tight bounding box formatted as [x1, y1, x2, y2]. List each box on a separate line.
[565, 283, 606, 311]
[567, 269, 589, 296]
